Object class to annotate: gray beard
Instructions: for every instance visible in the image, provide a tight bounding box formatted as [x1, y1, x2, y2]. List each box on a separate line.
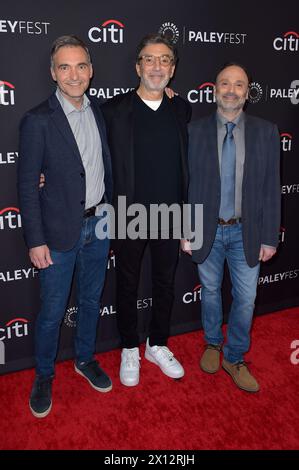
[141, 76, 170, 92]
[216, 96, 246, 113]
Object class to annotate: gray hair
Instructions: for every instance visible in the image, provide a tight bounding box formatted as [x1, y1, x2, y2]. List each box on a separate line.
[50, 35, 91, 68]
[136, 33, 178, 64]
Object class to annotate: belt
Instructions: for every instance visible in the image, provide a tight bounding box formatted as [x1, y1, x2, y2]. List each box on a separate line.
[218, 217, 242, 225]
[83, 195, 105, 219]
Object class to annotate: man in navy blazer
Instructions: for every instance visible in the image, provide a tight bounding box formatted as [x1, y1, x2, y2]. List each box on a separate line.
[18, 36, 113, 418]
[182, 63, 281, 392]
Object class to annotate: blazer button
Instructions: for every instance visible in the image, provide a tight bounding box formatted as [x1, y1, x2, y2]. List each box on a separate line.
[80, 172, 85, 177]
[80, 200, 85, 205]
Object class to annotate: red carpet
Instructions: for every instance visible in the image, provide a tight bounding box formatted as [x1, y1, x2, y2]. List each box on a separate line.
[0, 307, 299, 450]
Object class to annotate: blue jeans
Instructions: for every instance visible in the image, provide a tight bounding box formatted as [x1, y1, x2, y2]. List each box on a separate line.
[197, 223, 260, 363]
[35, 216, 109, 377]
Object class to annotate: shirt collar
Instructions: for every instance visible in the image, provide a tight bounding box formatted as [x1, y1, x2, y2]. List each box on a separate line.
[56, 88, 90, 115]
[216, 109, 244, 129]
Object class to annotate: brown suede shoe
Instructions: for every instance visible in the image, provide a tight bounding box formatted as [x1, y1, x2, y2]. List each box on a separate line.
[200, 344, 222, 374]
[222, 359, 260, 393]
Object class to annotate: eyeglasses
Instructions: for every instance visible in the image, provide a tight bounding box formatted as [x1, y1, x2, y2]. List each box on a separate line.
[138, 54, 174, 66]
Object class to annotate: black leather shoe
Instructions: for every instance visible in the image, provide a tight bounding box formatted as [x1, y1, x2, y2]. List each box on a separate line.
[75, 359, 112, 392]
[29, 376, 53, 418]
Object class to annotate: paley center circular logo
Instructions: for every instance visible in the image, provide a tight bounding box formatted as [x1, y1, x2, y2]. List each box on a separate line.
[158, 22, 179, 44]
[248, 82, 263, 104]
[64, 306, 77, 328]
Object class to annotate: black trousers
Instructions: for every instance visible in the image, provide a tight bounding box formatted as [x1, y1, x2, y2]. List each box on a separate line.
[115, 237, 180, 348]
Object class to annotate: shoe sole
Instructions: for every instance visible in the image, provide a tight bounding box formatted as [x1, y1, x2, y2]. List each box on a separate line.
[29, 400, 52, 418]
[120, 376, 139, 387]
[74, 366, 112, 393]
[144, 351, 184, 379]
[222, 364, 260, 393]
[200, 361, 220, 374]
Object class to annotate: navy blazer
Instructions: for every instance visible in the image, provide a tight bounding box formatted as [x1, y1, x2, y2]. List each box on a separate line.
[188, 112, 281, 267]
[18, 92, 113, 251]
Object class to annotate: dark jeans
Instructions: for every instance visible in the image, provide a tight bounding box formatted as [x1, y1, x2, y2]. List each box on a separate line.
[35, 216, 109, 377]
[115, 237, 180, 348]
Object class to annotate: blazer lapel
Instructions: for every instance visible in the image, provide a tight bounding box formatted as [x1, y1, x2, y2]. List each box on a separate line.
[208, 113, 221, 183]
[48, 93, 83, 166]
[243, 113, 255, 195]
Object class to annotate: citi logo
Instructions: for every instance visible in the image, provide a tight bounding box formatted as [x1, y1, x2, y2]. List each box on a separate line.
[280, 133, 292, 152]
[0, 318, 29, 341]
[273, 31, 299, 52]
[107, 253, 116, 270]
[0, 207, 22, 230]
[279, 226, 286, 243]
[0, 81, 15, 106]
[182, 284, 202, 304]
[88, 19, 124, 44]
[187, 82, 215, 104]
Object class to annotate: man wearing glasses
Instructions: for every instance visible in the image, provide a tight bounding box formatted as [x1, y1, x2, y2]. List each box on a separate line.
[101, 34, 191, 387]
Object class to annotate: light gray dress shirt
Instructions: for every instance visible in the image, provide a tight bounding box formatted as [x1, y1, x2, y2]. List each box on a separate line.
[56, 89, 105, 211]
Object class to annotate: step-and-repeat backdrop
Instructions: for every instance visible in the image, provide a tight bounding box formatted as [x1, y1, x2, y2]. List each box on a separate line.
[1, 0, 298, 374]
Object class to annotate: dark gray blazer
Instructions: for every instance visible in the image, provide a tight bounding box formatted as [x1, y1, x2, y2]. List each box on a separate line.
[188, 112, 281, 267]
[18, 93, 113, 251]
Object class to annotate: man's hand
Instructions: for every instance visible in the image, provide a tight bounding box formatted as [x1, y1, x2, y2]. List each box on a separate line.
[39, 173, 45, 189]
[259, 246, 276, 262]
[180, 239, 192, 256]
[29, 245, 53, 269]
[165, 87, 178, 99]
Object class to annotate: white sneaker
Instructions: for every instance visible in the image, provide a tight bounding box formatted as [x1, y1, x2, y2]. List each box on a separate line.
[120, 347, 141, 387]
[145, 339, 184, 379]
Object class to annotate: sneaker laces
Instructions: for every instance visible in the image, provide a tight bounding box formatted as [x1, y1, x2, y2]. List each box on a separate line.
[206, 344, 222, 352]
[155, 346, 174, 362]
[36, 377, 53, 396]
[124, 349, 140, 369]
[235, 360, 251, 371]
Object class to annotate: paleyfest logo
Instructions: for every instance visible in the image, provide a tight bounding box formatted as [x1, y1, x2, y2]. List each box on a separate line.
[88, 19, 124, 43]
[0, 81, 15, 106]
